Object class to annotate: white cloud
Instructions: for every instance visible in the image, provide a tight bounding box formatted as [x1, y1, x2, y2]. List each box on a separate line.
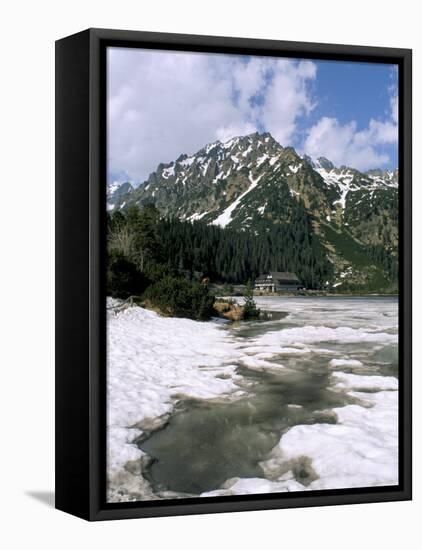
[230, 57, 269, 115]
[107, 48, 316, 183]
[390, 90, 398, 124]
[215, 122, 257, 143]
[261, 60, 316, 145]
[389, 66, 399, 125]
[303, 117, 391, 170]
[303, 96, 398, 171]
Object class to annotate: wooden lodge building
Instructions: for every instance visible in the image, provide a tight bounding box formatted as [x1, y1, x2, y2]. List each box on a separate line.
[254, 272, 302, 293]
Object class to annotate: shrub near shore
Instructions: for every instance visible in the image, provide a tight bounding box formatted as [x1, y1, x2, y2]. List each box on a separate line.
[144, 276, 215, 321]
[107, 204, 216, 320]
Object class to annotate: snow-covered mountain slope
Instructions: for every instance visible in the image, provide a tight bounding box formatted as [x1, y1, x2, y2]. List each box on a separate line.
[311, 157, 398, 212]
[107, 180, 134, 211]
[110, 132, 397, 227]
[111, 132, 336, 226]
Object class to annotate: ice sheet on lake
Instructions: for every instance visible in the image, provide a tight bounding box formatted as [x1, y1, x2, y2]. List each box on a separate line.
[202, 372, 398, 496]
[200, 297, 399, 497]
[107, 296, 399, 500]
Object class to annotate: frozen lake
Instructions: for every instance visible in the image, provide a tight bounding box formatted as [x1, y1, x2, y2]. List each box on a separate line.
[107, 296, 399, 501]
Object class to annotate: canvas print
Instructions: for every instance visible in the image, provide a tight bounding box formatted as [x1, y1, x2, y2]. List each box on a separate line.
[106, 47, 399, 503]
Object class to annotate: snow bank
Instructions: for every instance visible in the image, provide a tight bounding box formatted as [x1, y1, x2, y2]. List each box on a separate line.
[201, 475, 304, 497]
[107, 304, 243, 475]
[239, 353, 285, 372]
[331, 371, 398, 391]
[329, 358, 363, 369]
[273, 386, 398, 490]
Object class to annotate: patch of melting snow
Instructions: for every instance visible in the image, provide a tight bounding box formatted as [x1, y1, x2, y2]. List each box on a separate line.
[212, 171, 264, 227]
[201, 159, 211, 176]
[222, 136, 239, 149]
[179, 156, 195, 168]
[329, 358, 364, 369]
[289, 163, 302, 174]
[340, 267, 353, 279]
[257, 154, 269, 167]
[331, 371, 398, 391]
[107, 181, 122, 195]
[212, 167, 232, 183]
[187, 211, 209, 221]
[205, 142, 219, 154]
[162, 165, 175, 179]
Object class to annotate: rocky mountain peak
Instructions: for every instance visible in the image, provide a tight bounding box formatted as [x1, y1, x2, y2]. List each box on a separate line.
[107, 132, 398, 292]
[316, 157, 335, 171]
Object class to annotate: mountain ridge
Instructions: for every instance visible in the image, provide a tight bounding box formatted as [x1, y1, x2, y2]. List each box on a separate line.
[107, 132, 398, 291]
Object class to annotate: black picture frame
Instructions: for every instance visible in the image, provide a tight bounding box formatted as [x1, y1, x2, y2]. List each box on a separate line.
[55, 28, 412, 521]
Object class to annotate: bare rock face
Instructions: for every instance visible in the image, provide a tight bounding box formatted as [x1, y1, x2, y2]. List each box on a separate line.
[214, 301, 245, 322]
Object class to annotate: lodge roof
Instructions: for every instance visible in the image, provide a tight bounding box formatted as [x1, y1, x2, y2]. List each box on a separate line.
[256, 271, 301, 283]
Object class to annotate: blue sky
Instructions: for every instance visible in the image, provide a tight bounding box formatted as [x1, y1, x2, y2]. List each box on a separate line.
[310, 61, 396, 124]
[108, 48, 398, 184]
[302, 60, 398, 165]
